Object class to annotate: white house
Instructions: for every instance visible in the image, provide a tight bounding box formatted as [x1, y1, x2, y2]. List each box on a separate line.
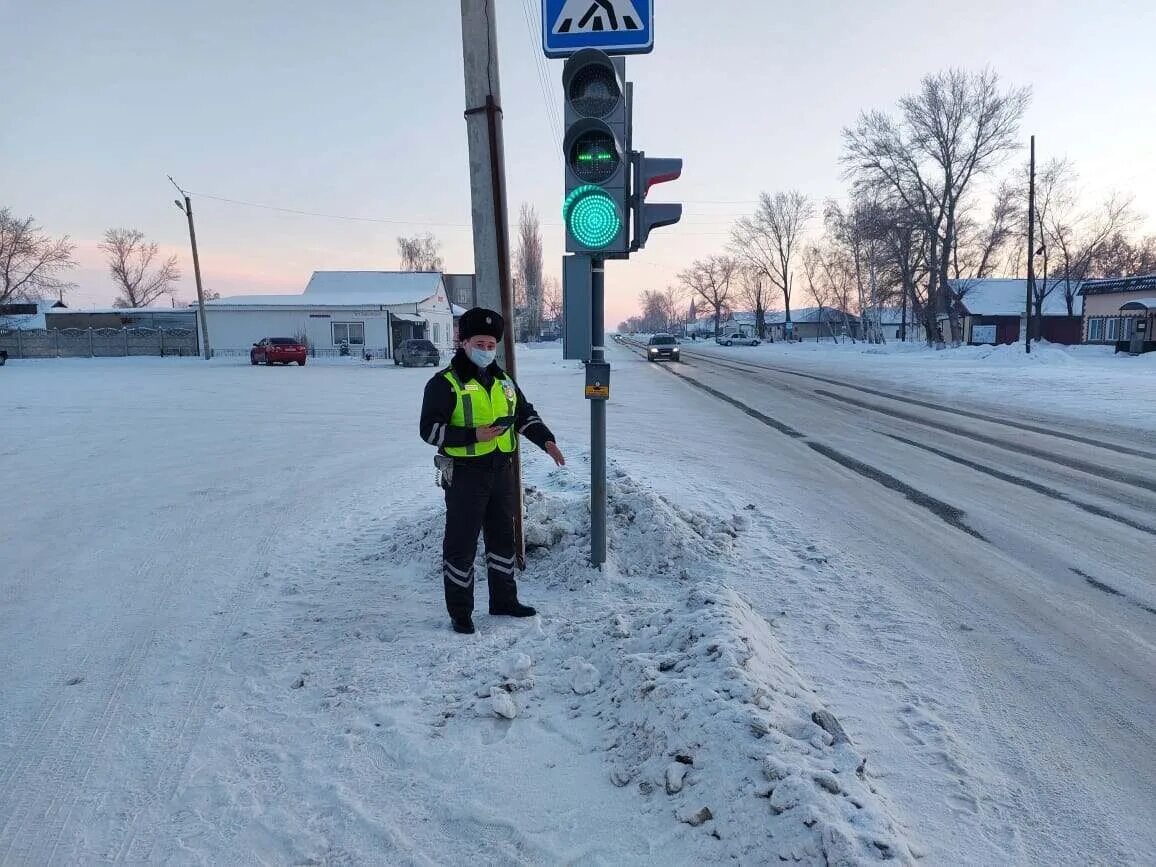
[203, 271, 456, 358]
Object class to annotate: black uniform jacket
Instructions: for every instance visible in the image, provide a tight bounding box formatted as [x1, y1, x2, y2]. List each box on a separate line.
[420, 350, 556, 455]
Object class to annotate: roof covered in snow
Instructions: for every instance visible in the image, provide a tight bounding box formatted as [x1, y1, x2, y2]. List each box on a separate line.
[303, 271, 445, 305]
[1079, 274, 1156, 296]
[951, 279, 1083, 317]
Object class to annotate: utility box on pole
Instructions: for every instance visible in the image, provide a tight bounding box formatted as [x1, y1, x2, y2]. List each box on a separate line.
[562, 254, 592, 360]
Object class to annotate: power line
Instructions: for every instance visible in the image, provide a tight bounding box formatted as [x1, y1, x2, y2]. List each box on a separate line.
[187, 190, 742, 237]
[519, 0, 563, 150]
[189, 191, 476, 229]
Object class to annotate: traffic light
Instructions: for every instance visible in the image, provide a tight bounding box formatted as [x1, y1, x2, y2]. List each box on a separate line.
[630, 152, 682, 250]
[562, 49, 629, 255]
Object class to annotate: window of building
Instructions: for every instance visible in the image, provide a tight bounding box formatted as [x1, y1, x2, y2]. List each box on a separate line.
[1088, 318, 1104, 341]
[332, 322, 365, 346]
[433, 323, 440, 344]
[1122, 317, 1136, 340]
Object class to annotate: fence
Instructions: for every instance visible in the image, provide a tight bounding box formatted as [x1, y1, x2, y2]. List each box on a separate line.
[0, 328, 200, 359]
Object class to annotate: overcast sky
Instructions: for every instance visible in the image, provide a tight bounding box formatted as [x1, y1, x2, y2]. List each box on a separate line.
[4, 0, 1154, 325]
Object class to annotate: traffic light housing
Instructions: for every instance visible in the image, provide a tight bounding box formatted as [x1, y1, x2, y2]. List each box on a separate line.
[630, 152, 683, 250]
[562, 50, 629, 255]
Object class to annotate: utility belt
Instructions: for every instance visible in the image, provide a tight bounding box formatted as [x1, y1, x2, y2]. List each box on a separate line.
[434, 451, 515, 488]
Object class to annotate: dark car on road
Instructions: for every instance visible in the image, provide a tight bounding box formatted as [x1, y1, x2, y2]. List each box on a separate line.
[395, 338, 441, 367]
[646, 333, 680, 362]
[251, 337, 307, 366]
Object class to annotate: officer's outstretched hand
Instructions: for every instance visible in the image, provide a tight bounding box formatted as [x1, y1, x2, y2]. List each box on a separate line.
[545, 441, 566, 467]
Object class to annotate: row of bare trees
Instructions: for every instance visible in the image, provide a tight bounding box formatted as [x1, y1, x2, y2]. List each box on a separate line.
[1, 209, 188, 311]
[624, 67, 1154, 346]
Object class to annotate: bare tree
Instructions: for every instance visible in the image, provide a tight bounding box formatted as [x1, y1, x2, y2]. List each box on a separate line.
[735, 266, 773, 338]
[1048, 193, 1136, 316]
[0, 208, 77, 305]
[678, 255, 739, 336]
[637, 289, 682, 333]
[515, 204, 544, 338]
[843, 68, 1030, 345]
[397, 233, 444, 272]
[1094, 232, 1156, 279]
[542, 275, 562, 326]
[803, 241, 859, 342]
[731, 191, 814, 326]
[100, 229, 180, 309]
[662, 284, 688, 335]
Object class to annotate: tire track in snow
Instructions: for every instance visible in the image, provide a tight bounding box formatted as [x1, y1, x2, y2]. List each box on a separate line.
[621, 338, 988, 543]
[109, 509, 291, 864]
[676, 346, 1156, 462]
[0, 518, 185, 864]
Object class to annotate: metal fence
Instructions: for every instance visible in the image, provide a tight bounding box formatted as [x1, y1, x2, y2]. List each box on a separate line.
[0, 328, 200, 359]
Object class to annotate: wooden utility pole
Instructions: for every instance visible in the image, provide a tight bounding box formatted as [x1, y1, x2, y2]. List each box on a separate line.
[1025, 136, 1036, 354]
[169, 176, 211, 360]
[460, 0, 525, 568]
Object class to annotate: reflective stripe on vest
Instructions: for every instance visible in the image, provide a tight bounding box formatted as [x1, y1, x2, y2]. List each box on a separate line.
[443, 370, 517, 458]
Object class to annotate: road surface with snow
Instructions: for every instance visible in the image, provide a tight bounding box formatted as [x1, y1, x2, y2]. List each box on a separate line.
[1, 345, 1153, 864]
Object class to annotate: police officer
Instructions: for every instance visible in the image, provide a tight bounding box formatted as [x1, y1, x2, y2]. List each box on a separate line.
[420, 308, 565, 634]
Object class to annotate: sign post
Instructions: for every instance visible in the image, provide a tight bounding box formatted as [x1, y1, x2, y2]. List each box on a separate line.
[549, 0, 680, 568]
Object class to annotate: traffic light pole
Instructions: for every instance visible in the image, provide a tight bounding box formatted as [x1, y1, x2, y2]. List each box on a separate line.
[590, 257, 607, 567]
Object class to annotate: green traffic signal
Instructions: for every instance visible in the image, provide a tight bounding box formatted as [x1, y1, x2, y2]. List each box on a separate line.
[563, 185, 622, 250]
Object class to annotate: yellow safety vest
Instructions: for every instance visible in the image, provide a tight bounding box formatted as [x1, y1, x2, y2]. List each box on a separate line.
[443, 370, 518, 457]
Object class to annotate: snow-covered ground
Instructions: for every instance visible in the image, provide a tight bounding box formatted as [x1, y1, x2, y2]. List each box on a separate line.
[2, 345, 1153, 864]
[1, 353, 911, 864]
[671, 337, 1156, 433]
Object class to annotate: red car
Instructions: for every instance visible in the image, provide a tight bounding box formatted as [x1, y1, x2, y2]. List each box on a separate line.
[251, 337, 307, 366]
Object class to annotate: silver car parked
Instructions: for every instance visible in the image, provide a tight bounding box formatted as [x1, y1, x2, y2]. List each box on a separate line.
[716, 332, 760, 346]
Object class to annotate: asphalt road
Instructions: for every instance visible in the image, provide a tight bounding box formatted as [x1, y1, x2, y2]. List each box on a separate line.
[617, 338, 1156, 864]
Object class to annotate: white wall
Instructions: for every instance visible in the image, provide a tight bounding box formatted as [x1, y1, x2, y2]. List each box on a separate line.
[204, 308, 394, 355]
[205, 309, 313, 354]
[417, 304, 454, 351]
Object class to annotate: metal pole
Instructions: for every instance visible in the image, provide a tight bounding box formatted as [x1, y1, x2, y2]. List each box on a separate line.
[460, 0, 525, 568]
[1025, 134, 1035, 354]
[590, 257, 606, 568]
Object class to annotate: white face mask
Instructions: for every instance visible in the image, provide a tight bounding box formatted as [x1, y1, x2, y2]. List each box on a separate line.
[466, 346, 496, 369]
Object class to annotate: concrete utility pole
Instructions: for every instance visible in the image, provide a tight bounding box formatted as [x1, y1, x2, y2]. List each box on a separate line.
[460, 0, 525, 567]
[169, 176, 211, 360]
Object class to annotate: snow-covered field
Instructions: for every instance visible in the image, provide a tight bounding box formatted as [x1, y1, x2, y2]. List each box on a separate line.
[671, 338, 1156, 433]
[2, 345, 1153, 864]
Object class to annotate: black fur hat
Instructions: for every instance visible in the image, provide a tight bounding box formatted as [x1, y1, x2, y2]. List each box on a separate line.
[458, 307, 504, 341]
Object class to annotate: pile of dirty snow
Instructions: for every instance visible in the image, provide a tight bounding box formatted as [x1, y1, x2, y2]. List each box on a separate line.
[167, 460, 914, 864]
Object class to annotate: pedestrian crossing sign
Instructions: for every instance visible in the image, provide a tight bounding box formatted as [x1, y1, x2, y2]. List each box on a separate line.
[542, 0, 653, 58]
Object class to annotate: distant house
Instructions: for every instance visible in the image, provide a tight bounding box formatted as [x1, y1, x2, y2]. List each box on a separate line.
[0, 299, 66, 330]
[203, 271, 456, 358]
[864, 306, 925, 342]
[720, 311, 757, 335]
[1079, 274, 1156, 353]
[767, 307, 859, 342]
[947, 279, 1084, 345]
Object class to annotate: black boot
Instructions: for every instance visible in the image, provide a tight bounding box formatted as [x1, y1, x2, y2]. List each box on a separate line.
[452, 616, 475, 634]
[489, 601, 537, 617]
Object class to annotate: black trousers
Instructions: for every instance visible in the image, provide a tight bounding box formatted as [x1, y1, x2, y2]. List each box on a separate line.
[441, 455, 519, 619]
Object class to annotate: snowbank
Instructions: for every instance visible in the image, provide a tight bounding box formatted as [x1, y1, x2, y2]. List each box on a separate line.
[173, 458, 913, 863]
